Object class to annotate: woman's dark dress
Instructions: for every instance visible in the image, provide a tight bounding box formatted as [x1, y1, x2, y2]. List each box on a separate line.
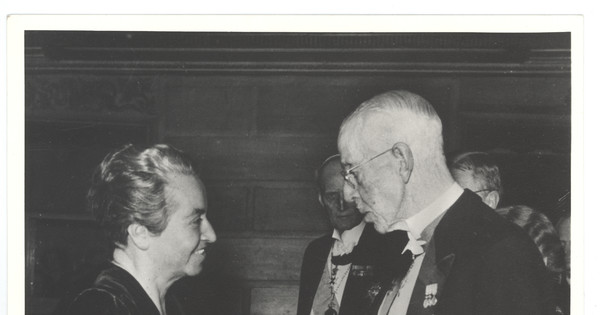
[66, 264, 184, 315]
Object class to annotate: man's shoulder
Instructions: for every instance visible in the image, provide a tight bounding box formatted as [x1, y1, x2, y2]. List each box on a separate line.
[435, 191, 546, 285]
[309, 233, 332, 244]
[304, 233, 333, 253]
[433, 193, 556, 315]
[437, 191, 532, 250]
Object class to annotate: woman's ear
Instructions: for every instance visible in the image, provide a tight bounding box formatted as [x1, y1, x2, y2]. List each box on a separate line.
[127, 223, 151, 250]
[391, 142, 414, 183]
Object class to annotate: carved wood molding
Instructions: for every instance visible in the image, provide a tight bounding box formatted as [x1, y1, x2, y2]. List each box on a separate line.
[25, 32, 571, 75]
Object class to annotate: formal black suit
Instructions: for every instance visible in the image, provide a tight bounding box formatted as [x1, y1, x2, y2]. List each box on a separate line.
[297, 223, 390, 315]
[398, 190, 557, 315]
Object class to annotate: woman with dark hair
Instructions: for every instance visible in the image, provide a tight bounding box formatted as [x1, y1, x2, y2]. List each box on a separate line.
[496, 205, 566, 314]
[67, 144, 217, 315]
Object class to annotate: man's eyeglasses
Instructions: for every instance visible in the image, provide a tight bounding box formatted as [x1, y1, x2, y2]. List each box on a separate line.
[341, 147, 393, 189]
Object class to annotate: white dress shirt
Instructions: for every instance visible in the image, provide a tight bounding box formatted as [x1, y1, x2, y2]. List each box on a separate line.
[379, 183, 464, 315]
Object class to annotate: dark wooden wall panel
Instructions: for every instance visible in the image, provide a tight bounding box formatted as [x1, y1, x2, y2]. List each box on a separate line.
[25, 74, 159, 120]
[208, 236, 313, 281]
[254, 77, 459, 137]
[256, 83, 361, 134]
[204, 185, 250, 232]
[165, 83, 257, 134]
[459, 119, 570, 152]
[27, 218, 109, 298]
[460, 77, 571, 114]
[250, 286, 299, 315]
[26, 148, 96, 214]
[25, 122, 153, 214]
[254, 186, 327, 232]
[170, 274, 246, 315]
[166, 135, 337, 181]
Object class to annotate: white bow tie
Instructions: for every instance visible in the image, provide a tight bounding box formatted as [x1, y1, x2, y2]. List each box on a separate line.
[402, 231, 426, 256]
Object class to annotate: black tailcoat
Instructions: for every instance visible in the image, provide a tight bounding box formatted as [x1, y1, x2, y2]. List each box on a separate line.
[403, 191, 557, 315]
[297, 223, 389, 315]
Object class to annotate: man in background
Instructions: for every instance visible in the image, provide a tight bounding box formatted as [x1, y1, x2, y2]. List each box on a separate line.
[448, 151, 503, 209]
[297, 154, 388, 315]
[338, 90, 554, 315]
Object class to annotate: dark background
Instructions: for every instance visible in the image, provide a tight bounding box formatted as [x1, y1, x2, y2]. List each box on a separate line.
[24, 31, 571, 315]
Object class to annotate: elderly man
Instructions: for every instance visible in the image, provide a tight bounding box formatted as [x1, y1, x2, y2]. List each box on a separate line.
[338, 90, 555, 315]
[297, 155, 390, 315]
[448, 151, 503, 209]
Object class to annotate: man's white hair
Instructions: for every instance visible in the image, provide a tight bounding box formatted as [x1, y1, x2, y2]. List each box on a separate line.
[339, 90, 446, 175]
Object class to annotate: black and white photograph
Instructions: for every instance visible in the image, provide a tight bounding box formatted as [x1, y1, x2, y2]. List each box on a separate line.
[6, 15, 583, 315]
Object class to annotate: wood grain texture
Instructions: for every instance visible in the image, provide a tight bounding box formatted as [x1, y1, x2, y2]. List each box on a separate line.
[205, 235, 317, 281]
[250, 286, 299, 315]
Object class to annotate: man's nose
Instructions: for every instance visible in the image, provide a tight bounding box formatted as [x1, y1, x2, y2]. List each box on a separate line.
[201, 219, 217, 243]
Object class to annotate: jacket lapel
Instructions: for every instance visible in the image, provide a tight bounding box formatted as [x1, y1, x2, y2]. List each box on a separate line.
[309, 238, 334, 300]
[298, 236, 333, 315]
[340, 224, 381, 315]
[406, 191, 489, 315]
[407, 235, 456, 315]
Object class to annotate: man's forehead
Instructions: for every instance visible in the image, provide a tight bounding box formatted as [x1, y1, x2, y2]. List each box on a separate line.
[321, 160, 344, 191]
[339, 144, 363, 166]
[323, 175, 344, 192]
[339, 135, 382, 167]
[339, 111, 391, 165]
[321, 157, 342, 176]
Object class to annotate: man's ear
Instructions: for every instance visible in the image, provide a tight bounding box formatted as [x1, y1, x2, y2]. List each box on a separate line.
[127, 223, 151, 250]
[317, 193, 324, 207]
[483, 191, 500, 209]
[391, 142, 414, 183]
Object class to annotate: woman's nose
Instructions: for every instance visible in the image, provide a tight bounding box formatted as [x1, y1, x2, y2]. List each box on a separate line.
[201, 219, 217, 243]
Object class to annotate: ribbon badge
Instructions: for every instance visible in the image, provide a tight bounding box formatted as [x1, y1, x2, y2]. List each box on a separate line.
[351, 264, 374, 277]
[366, 282, 382, 303]
[423, 283, 438, 309]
